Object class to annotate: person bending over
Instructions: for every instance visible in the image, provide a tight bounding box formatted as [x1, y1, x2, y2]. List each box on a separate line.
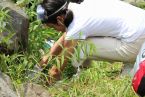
[36, 0, 145, 96]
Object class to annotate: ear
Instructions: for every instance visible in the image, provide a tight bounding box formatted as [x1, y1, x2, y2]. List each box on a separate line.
[56, 15, 65, 26]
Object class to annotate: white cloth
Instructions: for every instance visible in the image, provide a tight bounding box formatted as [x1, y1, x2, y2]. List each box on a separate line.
[76, 35, 145, 64]
[132, 41, 145, 76]
[66, 0, 145, 42]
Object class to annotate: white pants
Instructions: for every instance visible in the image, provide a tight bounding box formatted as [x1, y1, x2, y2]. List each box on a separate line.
[85, 36, 145, 63]
[72, 35, 145, 68]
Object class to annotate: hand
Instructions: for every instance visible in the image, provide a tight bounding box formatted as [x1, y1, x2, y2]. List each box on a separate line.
[47, 65, 61, 84]
[39, 55, 49, 67]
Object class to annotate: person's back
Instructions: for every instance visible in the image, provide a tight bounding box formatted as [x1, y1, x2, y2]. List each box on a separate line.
[66, 0, 145, 42]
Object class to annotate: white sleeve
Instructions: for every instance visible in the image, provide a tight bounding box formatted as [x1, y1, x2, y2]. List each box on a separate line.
[65, 18, 87, 40]
[65, 28, 86, 40]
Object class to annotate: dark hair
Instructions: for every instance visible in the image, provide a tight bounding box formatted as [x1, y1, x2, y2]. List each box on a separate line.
[64, 9, 73, 27]
[40, 0, 73, 27]
[69, 0, 84, 4]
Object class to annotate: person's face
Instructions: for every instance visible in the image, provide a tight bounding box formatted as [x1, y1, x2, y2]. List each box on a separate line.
[46, 15, 66, 32]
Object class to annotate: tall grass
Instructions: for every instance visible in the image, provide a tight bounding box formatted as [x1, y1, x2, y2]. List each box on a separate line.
[48, 61, 138, 97]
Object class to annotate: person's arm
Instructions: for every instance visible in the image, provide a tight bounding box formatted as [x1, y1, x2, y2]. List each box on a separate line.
[39, 32, 78, 79]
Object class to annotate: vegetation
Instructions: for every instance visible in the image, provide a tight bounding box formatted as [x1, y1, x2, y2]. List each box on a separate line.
[131, 1, 145, 9]
[0, 0, 144, 97]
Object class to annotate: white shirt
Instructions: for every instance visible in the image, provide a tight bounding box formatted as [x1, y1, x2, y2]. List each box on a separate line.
[65, 0, 145, 42]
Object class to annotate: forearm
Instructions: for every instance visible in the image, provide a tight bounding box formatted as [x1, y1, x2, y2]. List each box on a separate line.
[39, 33, 66, 67]
[60, 46, 75, 71]
[49, 37, 64, 56]
[49, 33, 77, 71]
[48, 38, 77, 81]
[40, 32, 77, 78]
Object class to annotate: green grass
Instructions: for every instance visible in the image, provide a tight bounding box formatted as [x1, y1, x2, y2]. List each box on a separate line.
[47, 61, 138, 97]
